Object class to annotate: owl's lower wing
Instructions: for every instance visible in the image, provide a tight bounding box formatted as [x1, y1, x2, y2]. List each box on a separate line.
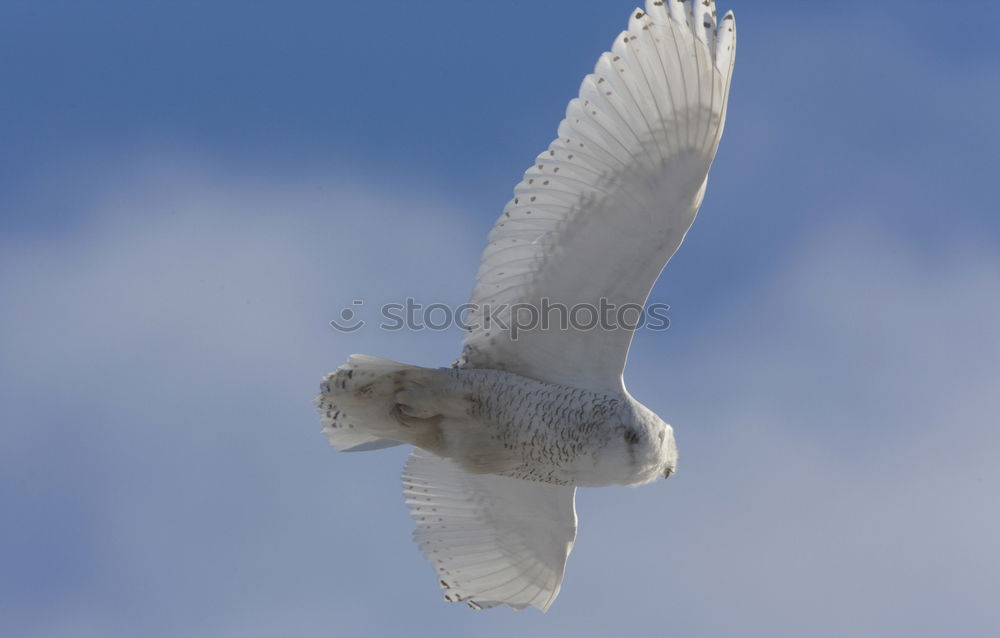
[459, 1, 736, 394]
[402, 449, 577, 612]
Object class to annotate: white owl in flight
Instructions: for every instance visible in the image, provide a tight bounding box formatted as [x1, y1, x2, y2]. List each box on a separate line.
[318, 1, 735, 612]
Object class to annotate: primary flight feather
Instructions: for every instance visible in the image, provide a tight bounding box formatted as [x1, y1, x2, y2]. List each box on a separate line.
[318, 0, 735, 611]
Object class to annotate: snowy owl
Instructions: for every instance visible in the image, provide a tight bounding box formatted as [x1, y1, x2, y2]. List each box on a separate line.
[318, 1, 735, 612]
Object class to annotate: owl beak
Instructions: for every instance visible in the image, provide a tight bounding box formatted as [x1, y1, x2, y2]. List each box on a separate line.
[663, 467, 674, 478]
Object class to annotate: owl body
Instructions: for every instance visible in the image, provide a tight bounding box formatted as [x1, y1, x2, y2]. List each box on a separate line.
[437, 368, 676, 487]
[320, 359, 676, 488]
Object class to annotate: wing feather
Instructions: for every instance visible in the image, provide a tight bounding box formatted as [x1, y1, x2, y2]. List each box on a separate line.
[458, 3, 736, 393]
[402, 449, 577, 612]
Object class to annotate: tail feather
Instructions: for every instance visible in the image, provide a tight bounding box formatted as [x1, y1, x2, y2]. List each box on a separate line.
[316, 355, 450, 452]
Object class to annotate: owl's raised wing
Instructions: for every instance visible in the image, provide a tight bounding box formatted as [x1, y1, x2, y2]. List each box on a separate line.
[458, 1, 736, 393]
[403, 449, 577, 612]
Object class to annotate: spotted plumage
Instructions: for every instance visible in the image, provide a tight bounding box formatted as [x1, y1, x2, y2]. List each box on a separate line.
[317, 1, 736, 612]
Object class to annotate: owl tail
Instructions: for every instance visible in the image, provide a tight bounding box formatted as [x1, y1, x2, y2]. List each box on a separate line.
[317, 355, 457, 453]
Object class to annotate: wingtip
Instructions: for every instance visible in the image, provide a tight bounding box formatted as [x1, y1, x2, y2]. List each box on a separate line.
[714, 7, 736, 70]
[536, 590, 558, 613]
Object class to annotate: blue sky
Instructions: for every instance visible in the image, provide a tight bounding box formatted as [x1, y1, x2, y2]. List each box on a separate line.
[2, 1, 999, 636]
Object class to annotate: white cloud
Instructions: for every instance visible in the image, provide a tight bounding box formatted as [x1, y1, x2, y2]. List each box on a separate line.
[587, 219, 1000, 637]
[2, 154, 999, 637]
